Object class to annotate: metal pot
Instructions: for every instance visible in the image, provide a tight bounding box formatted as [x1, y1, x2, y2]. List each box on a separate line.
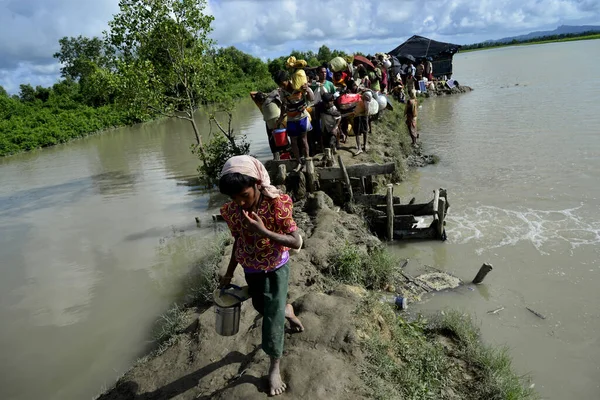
[215, 302, 241, 336]
[214, 285, 246, 337]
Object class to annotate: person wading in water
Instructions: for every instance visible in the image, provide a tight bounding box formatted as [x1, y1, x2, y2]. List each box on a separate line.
[219, 155, 304, 396]
[404, 89, 419, 146]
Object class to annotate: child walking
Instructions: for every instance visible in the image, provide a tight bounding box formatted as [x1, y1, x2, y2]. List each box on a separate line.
[219, 155, 304, 396]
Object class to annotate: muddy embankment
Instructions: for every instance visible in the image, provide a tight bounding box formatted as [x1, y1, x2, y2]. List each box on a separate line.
[98, 86, 535, 400]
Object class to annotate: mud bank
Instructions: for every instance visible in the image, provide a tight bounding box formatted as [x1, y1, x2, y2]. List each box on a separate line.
[97, 87, 534, 400]
[97, 195, 533, 400]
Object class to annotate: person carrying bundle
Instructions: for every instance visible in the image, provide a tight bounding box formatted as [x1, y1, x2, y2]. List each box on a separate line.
[274, 69, 314, 172]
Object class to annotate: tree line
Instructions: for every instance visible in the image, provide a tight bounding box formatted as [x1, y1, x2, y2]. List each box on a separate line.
[461, 30, 600, 51]
[0, 0, 348, 164]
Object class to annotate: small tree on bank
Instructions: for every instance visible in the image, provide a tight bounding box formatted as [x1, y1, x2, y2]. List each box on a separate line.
[106, 0, 219, 156]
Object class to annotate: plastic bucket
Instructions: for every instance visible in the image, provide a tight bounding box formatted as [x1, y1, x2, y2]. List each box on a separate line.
[272, 128, 288, 147]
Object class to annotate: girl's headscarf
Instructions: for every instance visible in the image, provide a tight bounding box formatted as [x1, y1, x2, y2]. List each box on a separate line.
[220, 155, 281, 199]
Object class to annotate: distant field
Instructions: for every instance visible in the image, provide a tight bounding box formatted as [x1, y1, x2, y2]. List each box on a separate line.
[461, 33, 600, 53]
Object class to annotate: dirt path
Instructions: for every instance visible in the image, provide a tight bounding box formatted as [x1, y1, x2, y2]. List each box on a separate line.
[96, 85, 536, 400]
[98, 201, 380, 400]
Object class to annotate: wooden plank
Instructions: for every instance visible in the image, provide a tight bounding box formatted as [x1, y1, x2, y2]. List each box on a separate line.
[375, 202, 434, 216]
[386, 184, 394, 241]
[338, 155, 353, 202]
[375, 215, 420, 225]
[355, 194, 401, 207]
[317, 162, 396, 180]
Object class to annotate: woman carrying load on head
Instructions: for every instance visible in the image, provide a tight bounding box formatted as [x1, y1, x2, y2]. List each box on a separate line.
[274, 69, 314, 172]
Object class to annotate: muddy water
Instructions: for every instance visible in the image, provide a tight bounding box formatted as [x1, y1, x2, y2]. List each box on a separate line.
[390, 40, 600, 399]
[0, 100, 269, 400]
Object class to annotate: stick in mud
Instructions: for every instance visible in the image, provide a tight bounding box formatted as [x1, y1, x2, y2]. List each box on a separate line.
[487, 306, 505, 315]
[472, 263, 493, 284]
[526, 307, 546, 320]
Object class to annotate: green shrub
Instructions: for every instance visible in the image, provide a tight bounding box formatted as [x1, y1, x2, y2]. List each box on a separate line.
[196, 133, 251, 187]
[359, 300, 538, 400]
[328, 243, 398, 290]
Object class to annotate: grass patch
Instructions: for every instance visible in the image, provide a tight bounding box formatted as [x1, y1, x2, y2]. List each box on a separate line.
[143, 233, 231, 358]
[357, 298, 537, 400]
[152, 304, 189, 352]
[183, 233, 231, 306]
[327, 242, 398, 290]
[431, 310, 537, 400]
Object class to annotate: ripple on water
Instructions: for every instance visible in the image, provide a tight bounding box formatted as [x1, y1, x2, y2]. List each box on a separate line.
[447, 205, 600, 255]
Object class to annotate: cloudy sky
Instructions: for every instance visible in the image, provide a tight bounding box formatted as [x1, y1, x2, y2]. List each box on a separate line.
[1, 0, 599, 93]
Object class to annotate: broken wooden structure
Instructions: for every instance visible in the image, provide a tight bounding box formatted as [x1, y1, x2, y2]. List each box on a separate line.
[212, 154, 449, 243]
[359, 188, 449, 241]
[265, 153, 396, 203]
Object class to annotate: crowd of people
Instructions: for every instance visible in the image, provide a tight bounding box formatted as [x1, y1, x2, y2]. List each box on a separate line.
[220, 53, 449, 397]
[251, 53, 437, 171]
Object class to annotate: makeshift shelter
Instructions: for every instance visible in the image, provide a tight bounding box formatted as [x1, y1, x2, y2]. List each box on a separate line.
[388, 35, 461, 78]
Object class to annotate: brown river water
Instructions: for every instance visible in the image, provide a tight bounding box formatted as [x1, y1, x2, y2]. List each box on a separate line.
[1, 40, 599, 399]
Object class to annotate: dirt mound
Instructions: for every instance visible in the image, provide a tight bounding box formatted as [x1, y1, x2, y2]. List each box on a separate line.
[98, 198, 376, 400]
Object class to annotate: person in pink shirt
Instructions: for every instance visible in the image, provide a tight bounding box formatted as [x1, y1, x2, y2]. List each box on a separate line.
[219, 155, 304, 396]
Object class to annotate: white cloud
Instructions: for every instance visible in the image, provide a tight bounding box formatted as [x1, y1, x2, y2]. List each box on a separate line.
[0, 0, 599, 93]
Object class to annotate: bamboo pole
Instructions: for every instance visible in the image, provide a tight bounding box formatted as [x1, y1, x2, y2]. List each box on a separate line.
[338, 155, 353, 202]
[386, 184, 394, 241]
[306, 157, 316, 193]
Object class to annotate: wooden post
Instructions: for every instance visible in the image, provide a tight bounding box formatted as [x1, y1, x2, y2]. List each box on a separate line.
[432, 189, 440, 217]
[432, 189, 441, 237]
[437, 198, 446, 239]
[386, 184, 394, 241]
[338, 155, 353, 202]
[360, 176, 366, 194]
[365, 175, 374, 194]
[472, 263, 493, 284]
[324, 148, 334, 167]
[306, 157, 316, 193]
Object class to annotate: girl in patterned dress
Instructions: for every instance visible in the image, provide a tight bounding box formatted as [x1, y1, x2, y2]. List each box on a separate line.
[219, 155, 304, 396]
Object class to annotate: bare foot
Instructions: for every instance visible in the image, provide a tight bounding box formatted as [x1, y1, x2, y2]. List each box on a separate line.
[269, 358, 287, 396]
[285, 304, 304, 333]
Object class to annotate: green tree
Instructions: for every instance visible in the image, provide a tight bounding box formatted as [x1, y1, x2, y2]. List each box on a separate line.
[0, 86, 7, 97]
[106, 0, 219, 152]
[19, 84, 36, 103]
[317, 45, 332, 63]
[53, 36, 109, 81]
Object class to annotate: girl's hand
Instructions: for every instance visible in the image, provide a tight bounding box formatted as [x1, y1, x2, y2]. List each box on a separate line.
[243, 210, 267, 235]
[219, 275, 233, 288]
